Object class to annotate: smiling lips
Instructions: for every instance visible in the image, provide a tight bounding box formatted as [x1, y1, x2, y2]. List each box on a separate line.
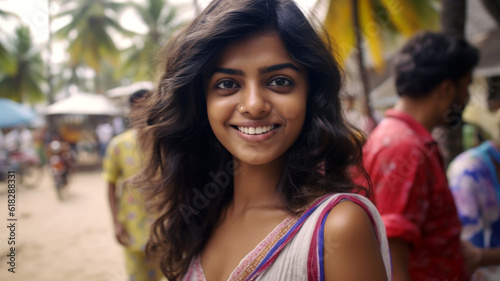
[236, 125, 275, 135]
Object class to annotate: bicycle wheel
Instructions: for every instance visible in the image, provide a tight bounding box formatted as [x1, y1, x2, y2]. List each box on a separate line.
[21, 164, 43, 188]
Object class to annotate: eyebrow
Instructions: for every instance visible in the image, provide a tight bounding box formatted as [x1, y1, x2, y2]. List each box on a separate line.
[212, 63, 301, 77]
[213, 68, 244, 76]
[260, 63, 301, 74]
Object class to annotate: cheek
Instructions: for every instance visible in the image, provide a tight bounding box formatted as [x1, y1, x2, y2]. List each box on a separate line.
[276, 93, 307, 123]
[281, 102, 306, 121]
[206, 97, 235, 133]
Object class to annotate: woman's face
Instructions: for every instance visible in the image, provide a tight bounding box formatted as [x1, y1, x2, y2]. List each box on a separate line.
[205, 31, 308, 166]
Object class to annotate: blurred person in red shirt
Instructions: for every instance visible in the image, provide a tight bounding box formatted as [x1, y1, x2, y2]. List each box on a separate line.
[357, 31, 479, 280]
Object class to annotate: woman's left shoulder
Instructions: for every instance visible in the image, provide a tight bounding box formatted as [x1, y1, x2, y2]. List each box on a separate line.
[323, 198, 375, 238]
[321, 194, 389, 280]
[317, 193, 377, 230]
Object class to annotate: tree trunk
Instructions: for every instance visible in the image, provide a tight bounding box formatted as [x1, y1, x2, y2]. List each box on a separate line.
[94, 72, 104, 94]
[352, 0, 376, 133]
[193, 0, 200, 16]
[47, 0, 57, 139]
[441, 0, 466, 38]
[47, 0, 54, 104]
[480, 0, 500, 26]
[437, 0, 467, 167]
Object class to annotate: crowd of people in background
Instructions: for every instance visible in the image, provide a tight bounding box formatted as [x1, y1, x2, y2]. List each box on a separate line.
[343, 30, 500, 281]
[357, 31, 480, 280]
[3, 0, 500, 280]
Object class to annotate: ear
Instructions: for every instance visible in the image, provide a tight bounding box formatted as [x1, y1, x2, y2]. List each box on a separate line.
[436, 79, 456, 102]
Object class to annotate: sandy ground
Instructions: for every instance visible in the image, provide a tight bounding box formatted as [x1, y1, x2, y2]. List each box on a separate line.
[0, 166, 128, 281]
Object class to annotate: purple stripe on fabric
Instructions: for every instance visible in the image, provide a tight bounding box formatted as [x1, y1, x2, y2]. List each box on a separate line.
[308, 195, 345, 281]
[318, 213, 328, 281]
[307, 194, 380, 281]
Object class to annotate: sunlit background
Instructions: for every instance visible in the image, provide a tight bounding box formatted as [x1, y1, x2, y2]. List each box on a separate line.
[0, 0, 499, 280]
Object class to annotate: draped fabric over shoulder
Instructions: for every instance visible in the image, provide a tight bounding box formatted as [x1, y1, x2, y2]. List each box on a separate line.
[182, 193, 392, 281]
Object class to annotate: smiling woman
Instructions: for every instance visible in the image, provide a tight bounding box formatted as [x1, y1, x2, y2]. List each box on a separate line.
[206, 31, 308, 166]
[135, 0, 391, 280]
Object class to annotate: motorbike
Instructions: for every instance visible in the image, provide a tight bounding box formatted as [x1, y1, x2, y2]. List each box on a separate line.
[48, 140, 74, 200]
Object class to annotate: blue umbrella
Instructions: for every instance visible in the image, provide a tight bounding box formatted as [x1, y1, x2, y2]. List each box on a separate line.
[0, 98, 37, 128]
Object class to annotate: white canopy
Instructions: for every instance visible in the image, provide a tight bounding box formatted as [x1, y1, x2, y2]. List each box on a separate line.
[106, 81, 153, 98]
[45, 92, 122, 116]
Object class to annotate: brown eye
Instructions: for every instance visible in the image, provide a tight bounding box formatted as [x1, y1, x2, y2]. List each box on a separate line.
[216, 80, 239, 89]
[269, 77, 292, 87]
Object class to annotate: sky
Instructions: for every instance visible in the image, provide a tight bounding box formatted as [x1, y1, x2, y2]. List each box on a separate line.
[0, 0, 320, 68]
[0, 0, 319, 46]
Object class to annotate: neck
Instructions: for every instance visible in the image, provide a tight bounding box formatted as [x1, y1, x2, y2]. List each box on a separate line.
[394, 96, 440, 131]
[230, 156, 286, 215]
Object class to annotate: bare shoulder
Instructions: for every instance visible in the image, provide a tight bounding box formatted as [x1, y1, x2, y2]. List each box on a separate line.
[323, 200, 388, 281]
[323, 200, 374, 237]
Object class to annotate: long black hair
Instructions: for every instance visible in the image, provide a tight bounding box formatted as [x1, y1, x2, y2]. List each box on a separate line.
[136, 0, 369, 279]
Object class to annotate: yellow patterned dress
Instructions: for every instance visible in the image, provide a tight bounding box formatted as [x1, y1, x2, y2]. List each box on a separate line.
[103, 129, 163, 281]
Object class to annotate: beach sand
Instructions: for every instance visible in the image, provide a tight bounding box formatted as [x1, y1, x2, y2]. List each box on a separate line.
[0, 167, 127, 281]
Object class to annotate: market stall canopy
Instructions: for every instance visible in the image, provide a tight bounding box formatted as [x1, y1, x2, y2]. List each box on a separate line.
[0, 98, 38, 128]
[106, 81, 153, 98]
[45, 92, 122, 116]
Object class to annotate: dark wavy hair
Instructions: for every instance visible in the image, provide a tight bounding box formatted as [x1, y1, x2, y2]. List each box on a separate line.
[394, 31, 479, 98]
[136, 0, 370, 279]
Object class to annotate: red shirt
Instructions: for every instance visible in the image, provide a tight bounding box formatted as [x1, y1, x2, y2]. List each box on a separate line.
[360, 109, 466, 281]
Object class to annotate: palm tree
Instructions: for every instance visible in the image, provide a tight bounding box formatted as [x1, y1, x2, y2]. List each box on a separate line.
[323, 0, 439, 70]
[0, 9, 21, 76]
[121, 0, 184, 82]
[53, 0, 135, 93]
[0, 26, 45, 104]
[437, 0, 467, 167]
[441, 0, 466, 38]
[322, 0, 439, 129]
[0, 38, 15, 76]
[350, 0, 374, 127]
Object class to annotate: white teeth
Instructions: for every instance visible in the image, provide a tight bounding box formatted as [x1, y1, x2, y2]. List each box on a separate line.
[237, 125, 275, 135]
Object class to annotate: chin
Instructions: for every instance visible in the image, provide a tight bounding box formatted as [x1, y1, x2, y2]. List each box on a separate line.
[234, 151, 286, 167]
[236, 156, 272, 166]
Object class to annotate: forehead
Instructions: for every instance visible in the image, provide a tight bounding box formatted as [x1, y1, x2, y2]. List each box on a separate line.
[215, 31, 295, 67]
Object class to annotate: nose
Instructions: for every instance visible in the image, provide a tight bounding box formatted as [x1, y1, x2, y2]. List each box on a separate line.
[239, 83, 271, 117]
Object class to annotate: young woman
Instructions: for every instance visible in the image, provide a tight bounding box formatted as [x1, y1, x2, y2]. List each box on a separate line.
[137, 0, 391, 280]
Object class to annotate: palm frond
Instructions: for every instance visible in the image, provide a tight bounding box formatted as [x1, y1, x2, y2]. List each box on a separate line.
[23, 73, 46, 103]
[0, 76, 20, 102]
[0, 9, 20, 21]
[104, 18, 137, 37]
[0, 42, 17, 75]
[359, 0, 385, 69]
[379, 0, 421, 36]
[104, 1, 130, 14]
[324, 0, 355, 63]
[149, 0, 165, 23]
[324, 0, 437, 69]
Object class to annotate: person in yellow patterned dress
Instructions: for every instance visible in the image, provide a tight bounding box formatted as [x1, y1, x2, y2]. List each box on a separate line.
[103, 89, 163, 281]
